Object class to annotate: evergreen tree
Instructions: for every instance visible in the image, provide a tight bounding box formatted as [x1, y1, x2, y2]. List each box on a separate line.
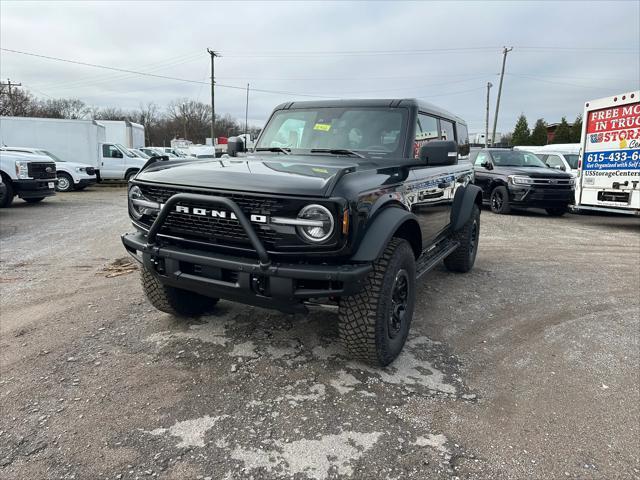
[530, 119, 548, 146]
[570, 115, 583, 143]
[512, 114, 531, 146]
[552, 117, 572, 144]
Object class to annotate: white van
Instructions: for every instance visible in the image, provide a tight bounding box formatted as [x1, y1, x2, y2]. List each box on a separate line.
[576, 90, 640, 215]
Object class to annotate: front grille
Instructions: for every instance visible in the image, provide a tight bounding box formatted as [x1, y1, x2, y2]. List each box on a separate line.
[27, 162, 56, 180]
[136, 184, 309, 249]
[529, 178, 573, 186]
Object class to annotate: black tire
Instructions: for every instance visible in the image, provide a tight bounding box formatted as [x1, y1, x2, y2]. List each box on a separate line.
[125, 170, 138, 182]
[546, 207, 567, 216]
[55, 172, 75, 192]
[0, 178, 14, 208]
[338, 238, 416, 367]
[490, 186, 511, 214]
[24, 197, 45, 204]
[141, 266, 219, 316]
[444, 204, 480, 273]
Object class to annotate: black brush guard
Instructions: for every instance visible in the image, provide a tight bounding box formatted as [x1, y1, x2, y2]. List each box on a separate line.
[122, 193, 371, 312]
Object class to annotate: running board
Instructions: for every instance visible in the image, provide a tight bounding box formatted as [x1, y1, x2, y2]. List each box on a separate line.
[416, 240, 459, 279]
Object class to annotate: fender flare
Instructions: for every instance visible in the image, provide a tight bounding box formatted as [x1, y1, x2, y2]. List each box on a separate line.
[351, 207, 419, 262]
[450, 184, 482, 231]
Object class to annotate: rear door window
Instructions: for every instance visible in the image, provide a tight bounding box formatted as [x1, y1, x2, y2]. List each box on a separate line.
[414, 113, 439, 158]
[439, 119, 456, 143]
[545, 154, 565, 169]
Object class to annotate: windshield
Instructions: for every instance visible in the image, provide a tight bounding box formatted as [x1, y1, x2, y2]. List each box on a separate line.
[564, 154, 579, 169]
[115, 144, 135, 157]
[39, 150, 64, 162]
[491, 150, 546, 168]
[256, 107, 407, 158]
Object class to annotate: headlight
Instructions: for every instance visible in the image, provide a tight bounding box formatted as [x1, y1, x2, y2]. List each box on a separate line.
[568, 177, 576, 186]
[128, 185, 159, 220]
[75, 167, 87, 173]
[296, 204, 334, 243]
[510, 175, 534, 185]
[15, 161, 30, 179]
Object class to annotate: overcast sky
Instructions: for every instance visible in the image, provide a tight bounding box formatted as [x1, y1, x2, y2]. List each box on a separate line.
[1, 1, 638, 134]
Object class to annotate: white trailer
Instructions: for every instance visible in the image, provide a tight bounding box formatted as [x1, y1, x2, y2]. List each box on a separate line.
[0, 116, 147, 181]
[96, 120, 145, 148]
[576, 91, 640, 215]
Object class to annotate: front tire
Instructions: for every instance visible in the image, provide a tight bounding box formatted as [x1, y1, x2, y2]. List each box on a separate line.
[125, 170, 138, 182]
[24, 197, 45, 204]
[444, 204, 480, 273]
[490, 186, 511, 214]
[338, 238, 416, 367]
[546, 207, 567, 216]
[55, 172, 74, 192]
[0, 178, 14, 208]
[141, 266, 219, 316]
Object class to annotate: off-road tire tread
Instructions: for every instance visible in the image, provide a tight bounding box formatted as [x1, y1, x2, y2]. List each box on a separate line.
[141, 267, 218, 316]
[338, 238, 413, 366]
[444, 204, 480, 273]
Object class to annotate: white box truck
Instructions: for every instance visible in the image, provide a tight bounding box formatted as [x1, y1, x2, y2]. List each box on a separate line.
[96, 120, 145, 148]
[0, 116, 148, 181]
[576, 91, 640, 215]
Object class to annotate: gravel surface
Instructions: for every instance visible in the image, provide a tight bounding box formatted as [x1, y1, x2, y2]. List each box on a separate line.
[1, 186, 638, 480]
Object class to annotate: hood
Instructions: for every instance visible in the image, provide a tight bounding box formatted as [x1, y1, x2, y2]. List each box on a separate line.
[135, 154, 364, 197]
[58, 160, 94, 169]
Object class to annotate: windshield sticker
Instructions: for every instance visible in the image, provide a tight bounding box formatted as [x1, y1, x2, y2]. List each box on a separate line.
[313, 123, 332, 132]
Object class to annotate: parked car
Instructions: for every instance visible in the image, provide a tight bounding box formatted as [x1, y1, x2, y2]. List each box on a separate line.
[139, 147, 179, 159]
[0, 151, 57, 207]
[470, 148, 575, 216]
[1, 147, 97, 192]
[537, 151, 580, 176]
[122, 98, 480, 366]
[128, 148, 150, 159]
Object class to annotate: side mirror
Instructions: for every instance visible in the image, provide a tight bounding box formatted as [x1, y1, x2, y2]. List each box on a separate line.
[418, 140, 458, 166]
[227, 137, 245, 157]
[481, 161, 493, 170]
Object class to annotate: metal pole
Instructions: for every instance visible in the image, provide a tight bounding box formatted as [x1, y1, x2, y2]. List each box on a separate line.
[485, 82, 493, 148]
[206, 49, 220, 143]
[244, 83, 249, 144]
[492, 47, 513, 146]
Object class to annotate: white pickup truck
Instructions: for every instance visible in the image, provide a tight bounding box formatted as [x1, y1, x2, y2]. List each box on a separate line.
[0, 151, 57, 207]
[1, 147, 97, 192]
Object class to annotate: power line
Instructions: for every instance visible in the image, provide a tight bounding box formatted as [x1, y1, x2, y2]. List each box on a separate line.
[0, 47, 335, 98]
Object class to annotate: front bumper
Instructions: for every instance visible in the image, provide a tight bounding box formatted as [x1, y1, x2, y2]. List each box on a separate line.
[508, 185, 574, 208]
[122, 231, 372, 312]
[14, 179, 57, 199]
[76, 178, 97, 188]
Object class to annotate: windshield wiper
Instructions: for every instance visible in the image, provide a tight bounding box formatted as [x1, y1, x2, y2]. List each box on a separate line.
[310, 148, 365, 158]
[255, 147, 290, 155]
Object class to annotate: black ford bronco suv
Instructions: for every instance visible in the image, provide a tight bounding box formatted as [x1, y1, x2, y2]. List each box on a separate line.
[122, 99, 482, 366]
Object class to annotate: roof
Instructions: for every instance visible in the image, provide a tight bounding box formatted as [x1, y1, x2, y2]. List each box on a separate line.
[272, 98, 466, 125]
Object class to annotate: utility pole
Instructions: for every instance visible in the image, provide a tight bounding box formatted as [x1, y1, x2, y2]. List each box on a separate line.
[485, 82, 493, 148]
[206, 48, 220, 143]
[491, 47, 513, 146]
[1, 79, 22, 115]
[244, 83, 249, 145]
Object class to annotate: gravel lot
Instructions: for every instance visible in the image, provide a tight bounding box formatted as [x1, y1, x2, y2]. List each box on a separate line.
[1, 186, 639, 480]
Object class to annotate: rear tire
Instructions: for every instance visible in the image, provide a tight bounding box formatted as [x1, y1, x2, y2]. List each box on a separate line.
[546, 207, 567, 216]
[0, 178, 14, 208]
[490, 186, 511, 214]
[24, 197, 45, 204]
[55, 172, 74, 192]
[444, 204, 480, 273]
[141, 266, 219, 316]
[338, 238, 416, 367]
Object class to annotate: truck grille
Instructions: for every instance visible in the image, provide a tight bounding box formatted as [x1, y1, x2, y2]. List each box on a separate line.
[27, 162, 56, 180]
[136, 184, 300, 248]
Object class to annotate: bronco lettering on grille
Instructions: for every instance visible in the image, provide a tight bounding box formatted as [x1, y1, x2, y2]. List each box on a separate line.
[160, 204, 268, 224]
